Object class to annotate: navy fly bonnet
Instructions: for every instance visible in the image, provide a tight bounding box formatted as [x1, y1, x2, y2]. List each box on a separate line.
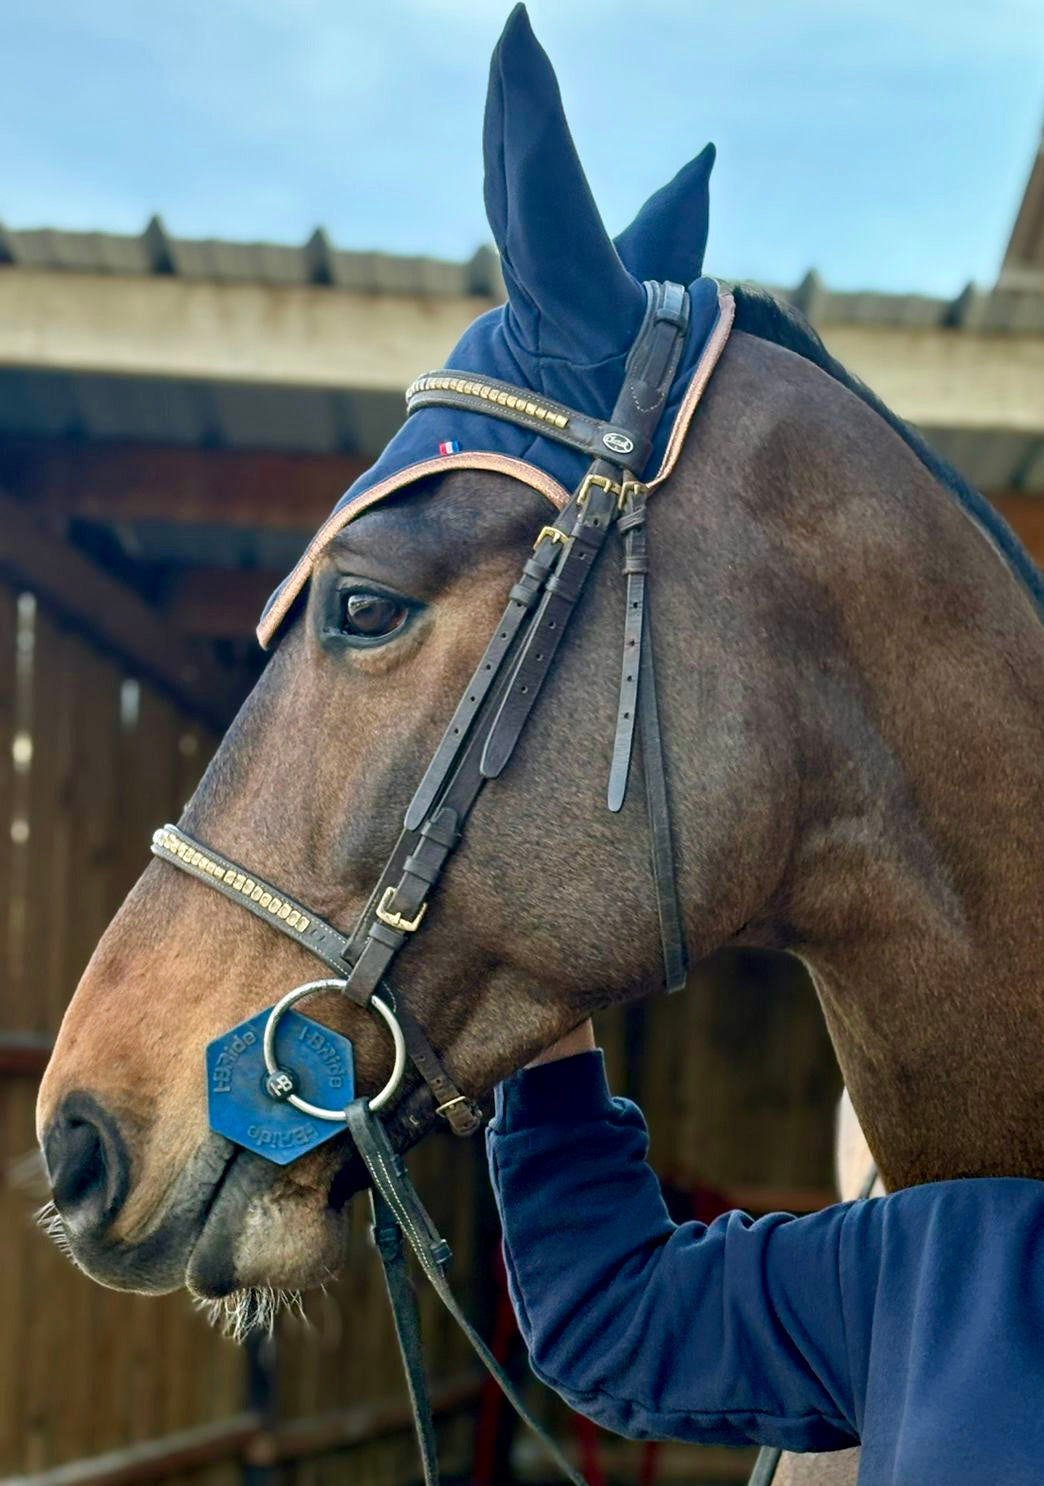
[259, 4, 733, 646]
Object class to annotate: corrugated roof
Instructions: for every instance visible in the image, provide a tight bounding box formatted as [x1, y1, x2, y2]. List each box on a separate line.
[3, 215, 1043, 332]
[0, 215, 506, 296]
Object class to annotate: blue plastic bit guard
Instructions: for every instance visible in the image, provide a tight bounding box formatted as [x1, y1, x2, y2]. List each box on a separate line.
[206, 1005, 355, 1166]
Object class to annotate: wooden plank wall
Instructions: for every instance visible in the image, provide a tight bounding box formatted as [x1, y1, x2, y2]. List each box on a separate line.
[0, 571, 840, 1486]
[0, 577, 482, 1486]
[0, 581, 245, 1486]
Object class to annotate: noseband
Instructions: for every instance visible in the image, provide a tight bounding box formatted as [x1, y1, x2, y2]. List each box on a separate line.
[150, 281, 695, 1486]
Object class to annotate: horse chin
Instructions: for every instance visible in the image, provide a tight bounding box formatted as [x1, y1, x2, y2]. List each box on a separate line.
[185, 1145, 351, 1301]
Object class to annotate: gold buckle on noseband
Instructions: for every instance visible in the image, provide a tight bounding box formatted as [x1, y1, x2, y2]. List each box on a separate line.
[534, 525, 569, 549]
[376, 886, 428, 933]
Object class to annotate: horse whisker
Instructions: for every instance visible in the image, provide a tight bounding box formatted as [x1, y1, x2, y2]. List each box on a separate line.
[194, 1286, 302, 1343]
[34, 1199, 78, 1264]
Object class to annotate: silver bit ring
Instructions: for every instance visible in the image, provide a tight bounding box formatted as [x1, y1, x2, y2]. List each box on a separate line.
[261, 979, 406, 1121]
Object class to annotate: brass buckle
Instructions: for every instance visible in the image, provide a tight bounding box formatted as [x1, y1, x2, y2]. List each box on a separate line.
[534, 525, 569, 549]
[376, 886, 428, 934]
[435, 1094, 469, 1118]
[619, 479, 648, 509]
[577, 472, 622, 507]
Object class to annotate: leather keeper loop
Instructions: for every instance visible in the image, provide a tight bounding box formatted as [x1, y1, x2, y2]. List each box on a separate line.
[420, 808, 460, 848]
[368, 920, 406, 951]
[545, 571, 584, 602]
[510, 581, 543, 608]
[402, 853, 441, 886]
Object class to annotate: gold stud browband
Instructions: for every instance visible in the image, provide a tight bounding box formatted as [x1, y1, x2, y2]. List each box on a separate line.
[151, 827, 311, 933]
[405, 373, 570, 431]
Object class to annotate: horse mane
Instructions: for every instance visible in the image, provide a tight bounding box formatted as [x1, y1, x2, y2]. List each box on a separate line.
[730, 282, 1044, 618]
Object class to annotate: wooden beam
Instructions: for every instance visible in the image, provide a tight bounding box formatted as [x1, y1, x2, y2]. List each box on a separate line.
[252, 1370, 482, 1467]
[0, 493, 240, 728]
[1, 441, 366, 531]
[0, 269, 491, 392]
[160, 568, 282, 638]
[0, 1413, 262, 1486]
[1, 1373, 484, 1486]
[989, 491, 1044, 565]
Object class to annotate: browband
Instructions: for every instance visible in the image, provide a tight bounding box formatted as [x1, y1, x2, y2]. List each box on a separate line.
[405, 281, 690, 472]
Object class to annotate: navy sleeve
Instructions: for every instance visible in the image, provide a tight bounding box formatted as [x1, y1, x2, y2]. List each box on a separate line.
[486, 1052, 861, 1451]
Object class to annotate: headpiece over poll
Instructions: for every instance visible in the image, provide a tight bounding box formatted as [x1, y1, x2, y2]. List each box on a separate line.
[258, 4, 731, 646]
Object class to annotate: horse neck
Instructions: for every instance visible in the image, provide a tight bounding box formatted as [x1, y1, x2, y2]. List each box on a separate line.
[662, 331, 1043, 1188]
[774, 429, 1044, 1189]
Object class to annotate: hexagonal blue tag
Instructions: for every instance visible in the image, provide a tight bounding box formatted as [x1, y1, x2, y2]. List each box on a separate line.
[206, 1005, 355, 1166]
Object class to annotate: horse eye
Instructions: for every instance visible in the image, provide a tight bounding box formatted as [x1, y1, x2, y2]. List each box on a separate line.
[339, 591, 409, 640]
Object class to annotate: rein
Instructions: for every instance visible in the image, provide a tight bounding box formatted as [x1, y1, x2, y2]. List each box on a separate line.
[150, 279, 694, 1484]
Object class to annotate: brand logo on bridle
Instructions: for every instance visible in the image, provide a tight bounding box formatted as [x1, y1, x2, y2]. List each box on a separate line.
[602, 431, 635, 455]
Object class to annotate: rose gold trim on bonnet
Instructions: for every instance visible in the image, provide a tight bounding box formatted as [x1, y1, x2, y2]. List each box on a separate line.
[255, 290, 735, 649]
[256, 454, 571, 647]
[649, 289, 734, 489]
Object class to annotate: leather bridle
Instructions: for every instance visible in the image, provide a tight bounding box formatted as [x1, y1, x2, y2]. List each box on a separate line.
[150, 280, 695, 1484]
[152, 278, 692, 1135]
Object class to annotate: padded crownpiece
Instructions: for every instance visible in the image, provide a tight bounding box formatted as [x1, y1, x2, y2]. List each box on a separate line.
[258, 5, 729, 647]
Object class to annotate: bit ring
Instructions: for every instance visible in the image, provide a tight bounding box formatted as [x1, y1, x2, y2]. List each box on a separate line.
[261, 979, 406, 1121]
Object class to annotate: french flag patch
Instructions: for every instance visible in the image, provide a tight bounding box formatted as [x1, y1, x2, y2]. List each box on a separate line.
[438, 439, 461, 456]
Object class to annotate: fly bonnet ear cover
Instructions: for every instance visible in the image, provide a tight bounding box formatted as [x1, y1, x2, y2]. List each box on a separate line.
[258, 3, 731, 646]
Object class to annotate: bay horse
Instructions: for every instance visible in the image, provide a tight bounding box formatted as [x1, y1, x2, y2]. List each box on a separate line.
[35, 7, 1043, 1484]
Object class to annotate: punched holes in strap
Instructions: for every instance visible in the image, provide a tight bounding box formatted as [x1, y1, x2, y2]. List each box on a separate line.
[608, 482, 649, 812]
[480, 478, 619, 780]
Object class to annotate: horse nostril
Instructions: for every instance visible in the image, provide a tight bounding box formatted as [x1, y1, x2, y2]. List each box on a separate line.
[44, 1093, 130, 1235]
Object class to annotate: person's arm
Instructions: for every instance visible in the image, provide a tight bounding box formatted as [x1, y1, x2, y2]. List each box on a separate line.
[486, 1048, 862, 1451]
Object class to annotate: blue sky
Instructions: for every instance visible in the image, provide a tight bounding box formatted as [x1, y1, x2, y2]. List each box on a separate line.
[2, 0, 1042, 296]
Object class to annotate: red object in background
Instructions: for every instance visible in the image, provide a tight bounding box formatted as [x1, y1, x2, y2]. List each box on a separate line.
[471, 1247, 519, 1486]
[573, 1413, 608, 1486]
[638, 1440, 660, 1486]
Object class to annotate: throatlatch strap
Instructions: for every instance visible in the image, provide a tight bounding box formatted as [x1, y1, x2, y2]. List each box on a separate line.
[607, 484, 647, 812]
[608, 483, 687, 992]
[347, 1100, 588, 1486]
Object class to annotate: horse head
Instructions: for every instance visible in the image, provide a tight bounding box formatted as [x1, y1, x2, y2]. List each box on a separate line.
[35, 8, 736, 1301]
[36, 5, 1044, 1318]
